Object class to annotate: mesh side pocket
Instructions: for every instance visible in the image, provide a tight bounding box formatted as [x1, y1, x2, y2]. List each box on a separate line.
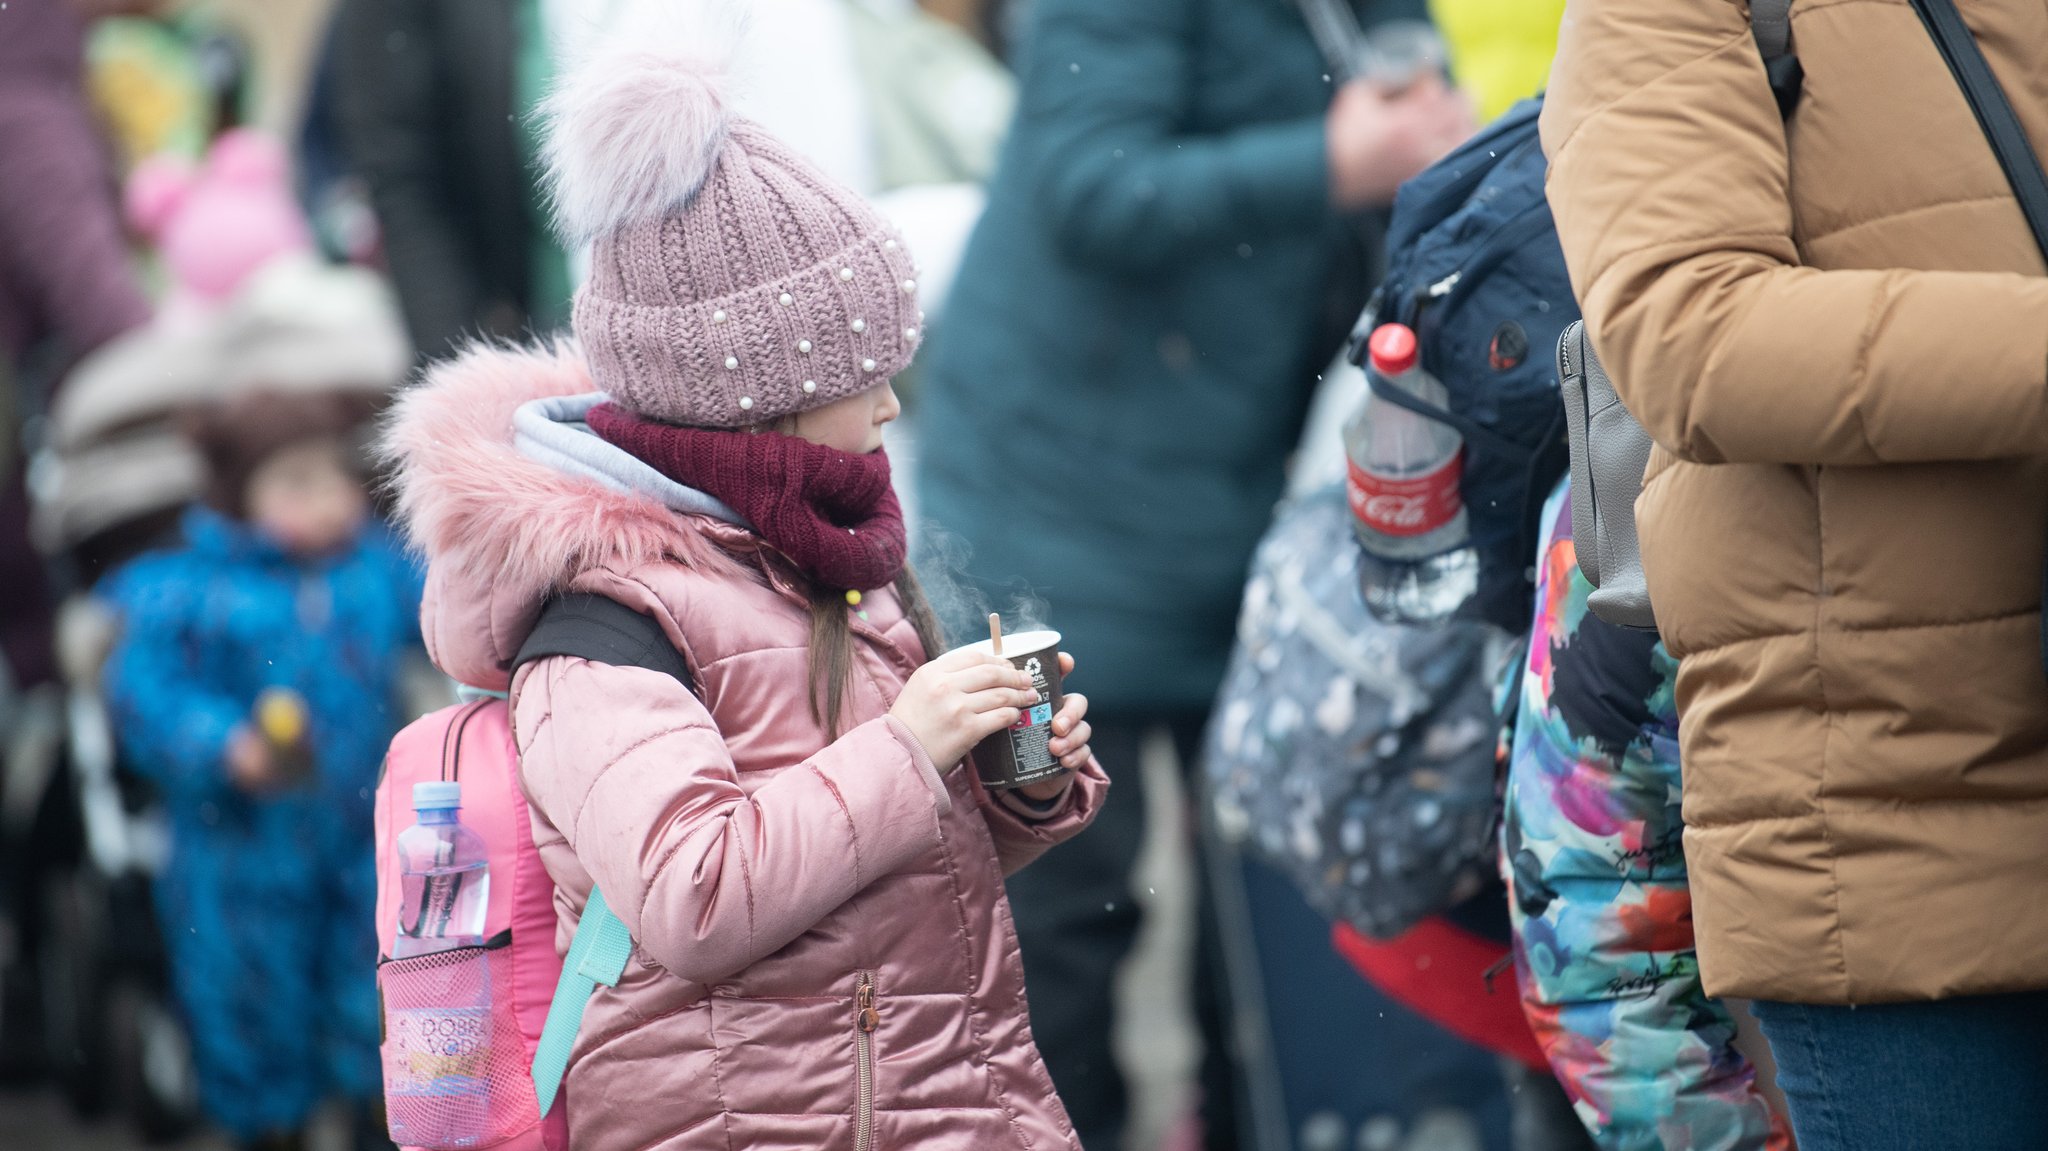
[379, 943, 540, 1149]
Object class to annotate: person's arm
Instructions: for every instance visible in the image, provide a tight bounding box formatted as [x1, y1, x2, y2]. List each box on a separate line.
[99, 564, 249, 804]
[1542, 0, 2048, 467]
[512, 657, 953, 986]
[1013, 0, 1332, 276]
[333, 0, 489, 358]
[978, 754, 1109, 876]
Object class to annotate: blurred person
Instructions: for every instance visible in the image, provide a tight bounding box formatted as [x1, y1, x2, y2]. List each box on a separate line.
[1543, 1, 2048, 1148]
[333, 0, 571, 357]
[379, 9, 1110, 1147]
[913, 0, 1471, 1147]
[0, 3, 153, 1069]
[38, 254, 410, 576]
[296, 27, 383, 265]
[100, 387, 421, 1151]
[90, 256, 416, 1151]
[0, 0, 154, 693]
[1501, 483, 1790, 1151]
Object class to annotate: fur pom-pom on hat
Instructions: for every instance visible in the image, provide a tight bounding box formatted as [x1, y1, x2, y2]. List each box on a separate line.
[541, 1, 749, 244]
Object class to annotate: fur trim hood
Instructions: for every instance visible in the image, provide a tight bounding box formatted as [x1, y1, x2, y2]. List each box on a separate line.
[379, 341, 744, 688]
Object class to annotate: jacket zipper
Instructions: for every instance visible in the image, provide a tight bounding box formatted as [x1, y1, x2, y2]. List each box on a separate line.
[855, 971, 879, 1151]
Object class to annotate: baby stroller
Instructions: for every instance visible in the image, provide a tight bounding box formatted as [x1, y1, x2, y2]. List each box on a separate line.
[19, 255, 411, 1141]
[10, 312, 214, 1139]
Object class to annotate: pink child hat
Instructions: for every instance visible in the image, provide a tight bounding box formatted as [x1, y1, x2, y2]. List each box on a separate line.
[542, 3, 924, 430]
[127, 129, 314, 310]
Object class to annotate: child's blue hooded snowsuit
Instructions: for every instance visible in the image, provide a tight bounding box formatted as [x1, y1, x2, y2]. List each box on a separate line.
[100, 505, 423, 1138]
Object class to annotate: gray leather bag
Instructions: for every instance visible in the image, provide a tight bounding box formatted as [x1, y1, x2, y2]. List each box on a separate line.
[1557, 323, 1656, 630]
[1553, 0, 1795, 631]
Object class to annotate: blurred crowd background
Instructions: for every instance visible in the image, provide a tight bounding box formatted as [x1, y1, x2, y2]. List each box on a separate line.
[0, 1, 1573, 1150]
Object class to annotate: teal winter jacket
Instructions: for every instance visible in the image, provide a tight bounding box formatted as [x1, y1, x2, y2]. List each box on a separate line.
[917, 0, 1418, 711]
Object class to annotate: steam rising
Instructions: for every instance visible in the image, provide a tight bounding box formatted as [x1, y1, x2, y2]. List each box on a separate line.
[911, 522, 1052, 647]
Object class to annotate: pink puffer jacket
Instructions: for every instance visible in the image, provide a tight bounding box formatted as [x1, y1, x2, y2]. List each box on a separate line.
[385, 343, 1105, 1150]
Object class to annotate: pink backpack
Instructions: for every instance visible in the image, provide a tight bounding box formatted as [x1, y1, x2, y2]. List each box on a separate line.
[374, 596, 690, 1150]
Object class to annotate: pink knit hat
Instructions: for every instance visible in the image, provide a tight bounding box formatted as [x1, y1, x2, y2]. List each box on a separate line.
[543, 6, 923, 429]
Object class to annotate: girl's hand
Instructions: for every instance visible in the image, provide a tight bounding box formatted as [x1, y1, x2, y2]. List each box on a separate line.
[1018, 654, 1092, 803]
[891, 647, 1041, 769]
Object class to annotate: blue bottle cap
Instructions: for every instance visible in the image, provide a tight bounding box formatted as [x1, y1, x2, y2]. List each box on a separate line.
[411, 781, 462, 810]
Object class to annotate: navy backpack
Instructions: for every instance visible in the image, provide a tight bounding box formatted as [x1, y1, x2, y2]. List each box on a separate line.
[1350, 97, 1576, 636]
[1359, 3, 1810, 637]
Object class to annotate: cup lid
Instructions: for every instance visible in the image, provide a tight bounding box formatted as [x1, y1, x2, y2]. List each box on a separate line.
[412, 781, 462, 810]
[961, 629, 1061, 657]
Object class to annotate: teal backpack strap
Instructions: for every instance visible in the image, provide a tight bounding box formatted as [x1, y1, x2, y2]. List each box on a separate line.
[515, 596, 684, 1117]
[531, 886, 634, 1116]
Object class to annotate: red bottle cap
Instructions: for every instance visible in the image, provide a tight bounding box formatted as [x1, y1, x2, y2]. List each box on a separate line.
[1368, 323, 1419, 375]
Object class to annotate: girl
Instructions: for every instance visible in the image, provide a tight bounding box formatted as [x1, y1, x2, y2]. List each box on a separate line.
[381, 12, 1107, 1150]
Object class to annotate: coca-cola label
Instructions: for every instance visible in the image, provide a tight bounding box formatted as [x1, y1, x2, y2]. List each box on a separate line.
[1346, 453, 1464, 538]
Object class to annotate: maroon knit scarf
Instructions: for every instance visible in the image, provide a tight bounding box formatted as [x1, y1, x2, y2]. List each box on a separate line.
[586, 402, 907, 591]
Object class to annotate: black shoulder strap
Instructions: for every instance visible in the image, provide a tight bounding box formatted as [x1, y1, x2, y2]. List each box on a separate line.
[1749, 0, 1805, 116]
[514, 594, 695, 692]
[1909, 0, 2048, 262]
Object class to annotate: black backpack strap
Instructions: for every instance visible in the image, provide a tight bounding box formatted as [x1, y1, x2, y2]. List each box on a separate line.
[1750, 0, 1804, 116]
[1909, 0, 2048, 262]
[1903, 0, 2048, 678]
[513, 593, 695, 692]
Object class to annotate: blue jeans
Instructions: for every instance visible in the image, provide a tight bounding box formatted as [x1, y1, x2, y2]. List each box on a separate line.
[1753, 990, 2048, 1151]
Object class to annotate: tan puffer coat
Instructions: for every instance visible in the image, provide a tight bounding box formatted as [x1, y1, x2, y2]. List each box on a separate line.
[1543, 0, 2048, 1004]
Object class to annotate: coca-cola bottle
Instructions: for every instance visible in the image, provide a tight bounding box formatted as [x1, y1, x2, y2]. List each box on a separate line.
[1344, 322, 1478, 624]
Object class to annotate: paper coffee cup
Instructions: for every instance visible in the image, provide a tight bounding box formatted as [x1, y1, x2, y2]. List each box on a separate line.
[958, 629, 1065, 790]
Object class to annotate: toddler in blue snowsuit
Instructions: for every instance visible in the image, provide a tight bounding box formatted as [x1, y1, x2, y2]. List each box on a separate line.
[100, 390, 422, 1150]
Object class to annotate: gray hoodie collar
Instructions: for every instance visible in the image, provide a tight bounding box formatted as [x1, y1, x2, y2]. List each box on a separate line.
[512, 393, 751, 529]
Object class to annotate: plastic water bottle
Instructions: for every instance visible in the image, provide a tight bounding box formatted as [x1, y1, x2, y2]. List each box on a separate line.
[384, 781, 493, 1148]
[1344, 323, 1478, 624]
[393, 781, 491, 958]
